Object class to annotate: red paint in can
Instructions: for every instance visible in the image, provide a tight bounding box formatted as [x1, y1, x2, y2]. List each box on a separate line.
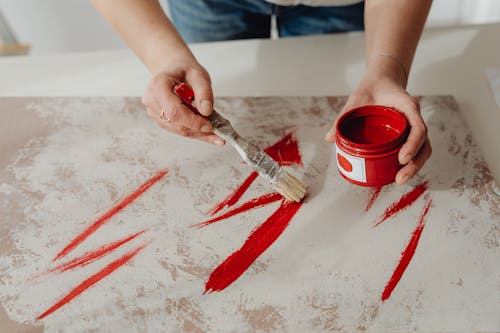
[335, 105, 409, 187]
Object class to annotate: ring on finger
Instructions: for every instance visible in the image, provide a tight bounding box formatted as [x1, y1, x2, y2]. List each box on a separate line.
[159, 109, 170, 122]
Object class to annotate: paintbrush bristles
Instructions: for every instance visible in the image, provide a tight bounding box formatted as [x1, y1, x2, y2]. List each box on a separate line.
[274, 171, 308, 203]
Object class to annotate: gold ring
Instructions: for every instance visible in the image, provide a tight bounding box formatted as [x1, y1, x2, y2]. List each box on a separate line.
[159, 109, 170, 122]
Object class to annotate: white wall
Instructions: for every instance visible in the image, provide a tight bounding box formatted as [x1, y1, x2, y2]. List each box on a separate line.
[0, 0, 126, 54]
[0, 0, 499, 55]
[427, 0, 500, 26]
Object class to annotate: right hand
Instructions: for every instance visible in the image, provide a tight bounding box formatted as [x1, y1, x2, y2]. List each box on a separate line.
[141, 58, 225, 146]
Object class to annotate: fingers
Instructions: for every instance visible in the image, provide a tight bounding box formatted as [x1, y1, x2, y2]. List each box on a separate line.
[186, 68, 214, 116]
[396, 138, 432, 184]
[146, 108, 224, 146]
[397, 98, 427, 165]
[142, 73, 213, 134]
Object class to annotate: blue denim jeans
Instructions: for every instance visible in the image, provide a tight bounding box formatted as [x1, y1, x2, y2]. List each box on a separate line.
[167, 0, 364, 43]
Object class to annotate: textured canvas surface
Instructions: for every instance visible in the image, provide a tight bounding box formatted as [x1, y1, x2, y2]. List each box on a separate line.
[0, 96, 498, 332]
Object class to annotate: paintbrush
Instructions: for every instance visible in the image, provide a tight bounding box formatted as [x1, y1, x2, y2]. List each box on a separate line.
[173, 83, 307, 202]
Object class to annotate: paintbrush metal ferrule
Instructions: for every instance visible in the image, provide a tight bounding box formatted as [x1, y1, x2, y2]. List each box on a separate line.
[209, 112, 307, 202]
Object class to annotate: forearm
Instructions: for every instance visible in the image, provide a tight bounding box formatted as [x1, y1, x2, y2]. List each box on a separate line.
[364, 0, 432, 86]
[91, 0, 193, 74]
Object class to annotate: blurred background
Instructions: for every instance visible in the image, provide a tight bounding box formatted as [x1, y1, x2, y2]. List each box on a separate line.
[0, 0, 499, 55]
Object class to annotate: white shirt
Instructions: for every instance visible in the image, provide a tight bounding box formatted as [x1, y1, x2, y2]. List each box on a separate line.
[266, 0, 362, 6]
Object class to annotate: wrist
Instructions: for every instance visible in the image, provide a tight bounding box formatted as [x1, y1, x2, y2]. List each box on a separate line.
[364, 54, 409, 88]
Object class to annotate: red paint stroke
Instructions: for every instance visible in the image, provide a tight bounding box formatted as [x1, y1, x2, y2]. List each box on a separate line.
[208, 132, 302, 216]
[381, 198, 432, 302]
[365, 186, 383, 212]
[264, 131, 303, 167]
[204, 199, 303, 293]
[373, 181, 428, 227]
[54, 169, 168, 261]
[194, 193, 282, 229]
[208, 172, 259, 216]
[37, 241, 150, 320]
[46, 230, 146, 275]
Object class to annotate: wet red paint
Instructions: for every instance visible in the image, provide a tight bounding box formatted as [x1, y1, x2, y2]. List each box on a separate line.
[365, 186, 383, 212]
[208, 172, 259, 216]
[341, 114, 403, 145]
[263, 131, 303, 167]
[45, 230, 146, 275]
[204, 199, 302, 293]
[194, 193, 282, 228]
[37, 241, 150, 320]
[373, 181, 428, 226]
[381, 198, 432, 301]
[54, 169, 168, 261]
[207, 132, 302, 216]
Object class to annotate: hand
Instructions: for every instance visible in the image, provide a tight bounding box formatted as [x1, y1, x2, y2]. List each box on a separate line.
[325, 76, 432, 185]
[141, 58, 225, 146]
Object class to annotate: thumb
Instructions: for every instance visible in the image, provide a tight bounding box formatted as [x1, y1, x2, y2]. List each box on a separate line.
[186, 67, 214, 117]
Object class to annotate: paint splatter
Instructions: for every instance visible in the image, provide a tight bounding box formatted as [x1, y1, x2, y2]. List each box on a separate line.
[381, 199, 432, 301]
[54, 169, 168, 261]
[374, 181, 428, 227]
[194, 193, 282, 228]
[204, 199, 303, 293]
[208, 132, 302, 216]
[38, 230, 146, 277]
[37, 241, 150, 320]
[365, 186, 383, 212]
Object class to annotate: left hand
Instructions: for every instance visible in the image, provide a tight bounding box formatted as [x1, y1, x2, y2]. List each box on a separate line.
[325, 76, 432, 185]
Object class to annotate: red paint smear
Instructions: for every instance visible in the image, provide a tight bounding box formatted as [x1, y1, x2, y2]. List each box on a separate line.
[365, 186, 383, 212]
[37, 241, 150, 320]
[54, 169, 168, 261]
[373, 181, 428, 227]
[204, 199, 303, 293]
[208, 172, 259, 216]
[194, 193, 282, 229]
[381, 198, 432, 301]
[47, 230, 146, 274]
[208, 132, 302, 216]
[263, 131, 303, 167]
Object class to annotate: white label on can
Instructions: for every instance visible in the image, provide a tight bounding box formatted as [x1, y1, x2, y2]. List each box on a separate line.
[335, 144, 367, 183]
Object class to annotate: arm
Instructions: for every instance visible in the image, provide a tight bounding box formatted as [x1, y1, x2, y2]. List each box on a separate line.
[326, 0, 433, 185]
[91, 0, 223, 145]
[364, 0, 432, 88]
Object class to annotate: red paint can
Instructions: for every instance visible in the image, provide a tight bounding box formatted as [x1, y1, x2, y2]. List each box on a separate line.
[335, 105, 409, 187]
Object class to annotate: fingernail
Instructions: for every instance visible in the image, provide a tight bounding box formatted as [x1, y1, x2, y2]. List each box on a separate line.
[214, 138, 225, 146]
[401, 154, 412, 164]
[201, 125, 212, 133]
[200, 100, 212, 116]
